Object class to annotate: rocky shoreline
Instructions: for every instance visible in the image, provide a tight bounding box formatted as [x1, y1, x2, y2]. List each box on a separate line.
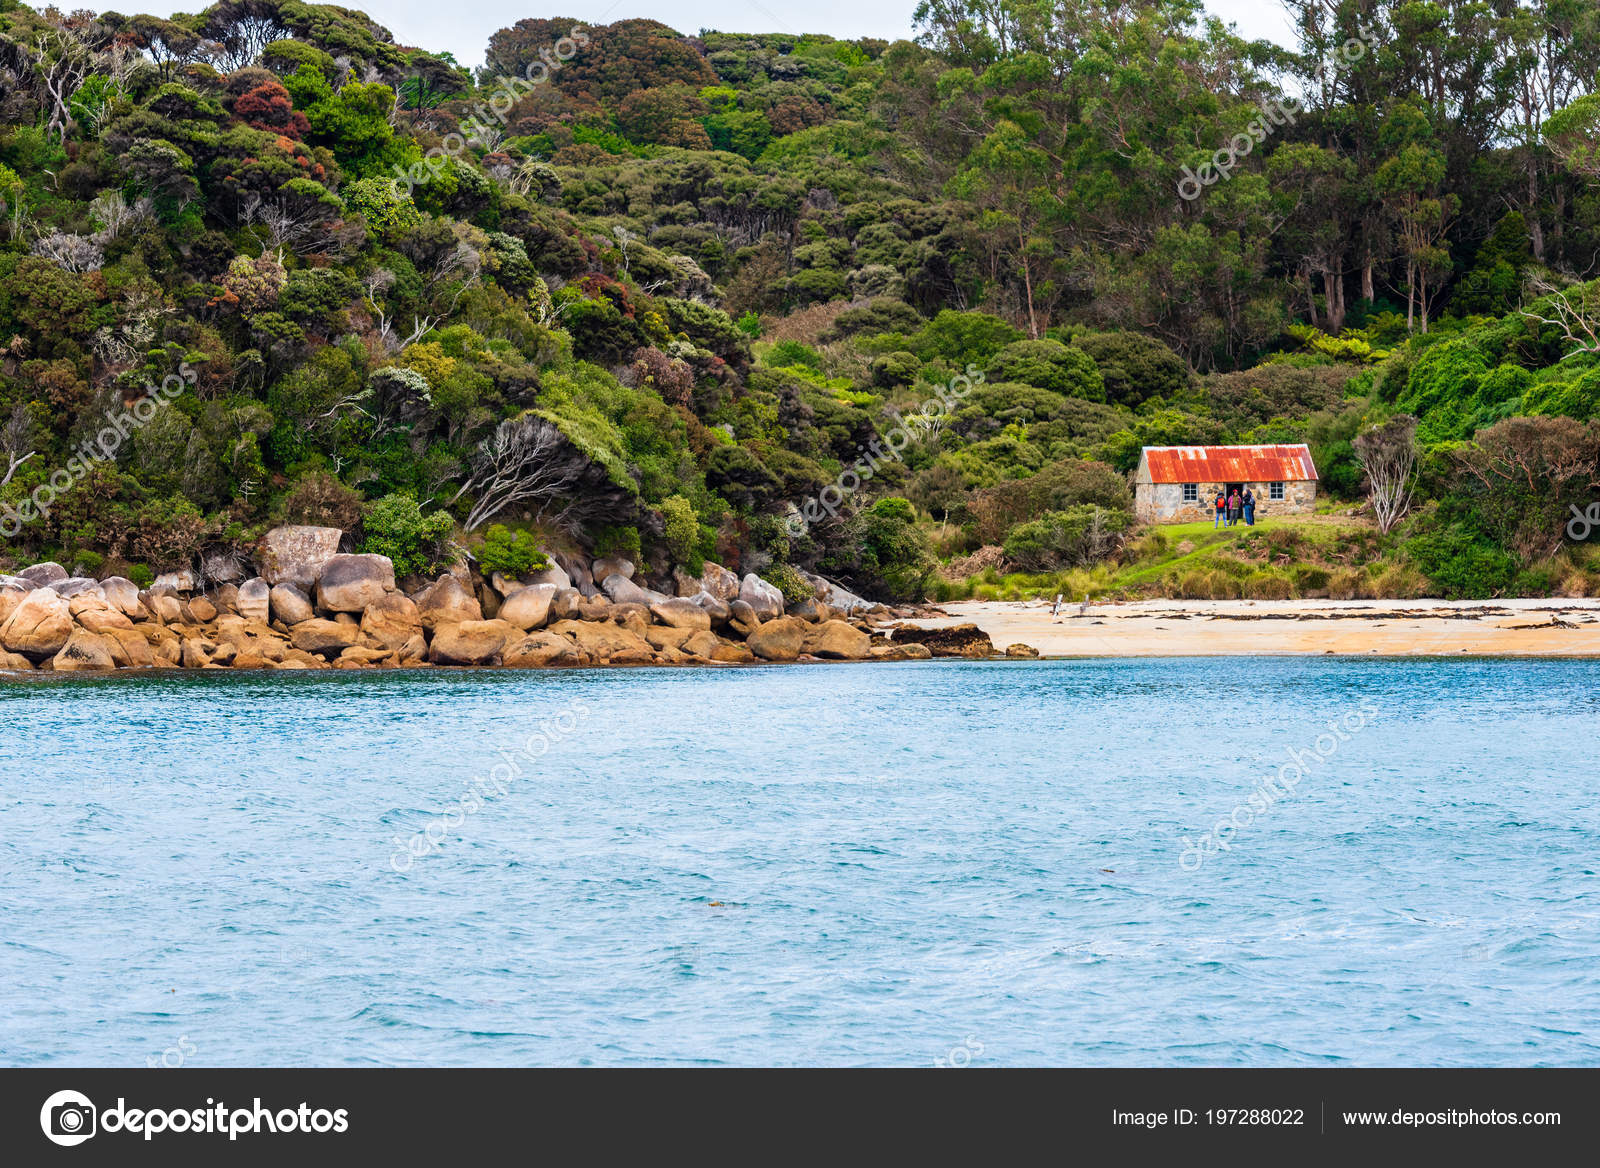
[0, 525, 1014, 675]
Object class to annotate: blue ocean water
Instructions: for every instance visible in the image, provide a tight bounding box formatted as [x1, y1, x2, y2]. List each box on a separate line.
[2, 658, 1597, 1067]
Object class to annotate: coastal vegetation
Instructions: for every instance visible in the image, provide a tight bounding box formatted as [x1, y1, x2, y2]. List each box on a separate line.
[1, 0, 1599, 606]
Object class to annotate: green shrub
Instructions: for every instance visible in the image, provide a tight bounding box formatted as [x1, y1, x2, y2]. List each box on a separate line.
[985, 339, 1104, 401]
[593, 525, 642, 563]
[361, 493, 455, 578]
[760, 561, 815, 604]
[71, 549, 104, 577]
[476, 524, 550, 578]
[658, 495, 702, 573]
[128, 564, 155, 589]
[1404, 525, 1518, 598]
[765, 339, 821, 370]
[1002, 505, 1131, 571]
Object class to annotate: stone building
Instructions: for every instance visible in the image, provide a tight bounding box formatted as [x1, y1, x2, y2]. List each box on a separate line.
[1132, 444, 1318, 523]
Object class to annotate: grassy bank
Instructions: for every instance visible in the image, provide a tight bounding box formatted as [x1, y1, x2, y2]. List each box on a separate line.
[929, 512, 1600, 603]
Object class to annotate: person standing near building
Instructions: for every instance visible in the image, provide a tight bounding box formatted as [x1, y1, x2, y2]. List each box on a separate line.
[1214, 490, 1227, 529]
[1242, 487, 1256, 526]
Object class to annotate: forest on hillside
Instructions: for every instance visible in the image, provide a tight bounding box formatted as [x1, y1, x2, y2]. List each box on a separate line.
[2, 0, 1600, 601]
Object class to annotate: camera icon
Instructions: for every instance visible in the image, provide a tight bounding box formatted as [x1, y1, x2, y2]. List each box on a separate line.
[40, 1090, 97, 1146]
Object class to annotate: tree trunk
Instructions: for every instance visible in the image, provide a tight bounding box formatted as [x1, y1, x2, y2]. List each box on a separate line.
[1323, 270, 1345, 333]
[1528, 160, 1545, 262]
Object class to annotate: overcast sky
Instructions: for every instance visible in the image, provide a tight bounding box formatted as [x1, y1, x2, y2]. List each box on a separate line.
[310, 1, 1298, 68]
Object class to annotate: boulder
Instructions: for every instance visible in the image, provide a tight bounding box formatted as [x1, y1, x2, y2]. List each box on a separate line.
[289, 618, 361, 656]
[746, 615, 809, 662]
[145, 593, 184, 625]
[786, 597, 834, 624]
[187, 595, 218, 623]
[600, 573, 650, 605]
[256, 525, 343, 590]
[552, 552, 595, 597]
[710, 641, 756, 664]
[180, 635, 213, 668]
[1005, 643, 1041, 659]
[907, 622, 995, 659]
[650, 597, 712, 631]
[65, 588, 109, 617]
[739, 573, 785, 620]
[0, 650, 34, 670]
[803, 571, 870, 614]
[237, 578, 271, 622]
[316, 553, 396, 613]
[690, 591, 731, 626]
[412, 575, 482, 629]
[200, 549, 247, 584]
[427, 619, 516, 665]
[269, 582, 315, 626]
[53, 630, 117, 671]
[338, 645, 394, 666]
[681, 629, 722, 659]
[0, 589, 73, 658]
[549, 588, 583, 622]
[547, 619, 655, 665]
[17, 562, 68, 588]
[576, 595, 612, 621]
[525, 560, 572, 592]
[803, 619, 871, 660]
[644, 625, 694, 652]
[102, 627, 155, 668]
[209, 584, 239, 615]
[142, 625, 182, 666]
[100, 577, 146, 619]
[476, 581, 502, 620]
[592, 555, 635, 582]
[0, 585, 25, 625]
[871, 642, 933, 661]
[51, 576, 103, 598]
[489, 571, 524, 598]
[503, 630, 588, 667]
[674, 561, 740, 601]
[499, 583, 559, 631]
[728, 598, 761, 629]
[76, 608, 133, 634]
[606, 601, 653, 627]
[151, 568, 199, 594]
[359, 593, 422, 650]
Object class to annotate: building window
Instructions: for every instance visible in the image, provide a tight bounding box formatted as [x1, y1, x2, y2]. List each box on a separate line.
[1270, 481, 1285, 501]
[1182, 483, 1198, 503]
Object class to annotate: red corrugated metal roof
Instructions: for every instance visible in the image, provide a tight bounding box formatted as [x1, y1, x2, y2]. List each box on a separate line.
[1143, 444, 1317, 483]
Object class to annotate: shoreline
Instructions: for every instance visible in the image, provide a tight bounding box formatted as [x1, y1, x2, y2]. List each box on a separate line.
[900, 598, 1600, 658]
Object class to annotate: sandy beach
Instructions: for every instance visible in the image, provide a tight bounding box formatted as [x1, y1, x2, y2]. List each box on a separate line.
[902, 597, 1600, 657]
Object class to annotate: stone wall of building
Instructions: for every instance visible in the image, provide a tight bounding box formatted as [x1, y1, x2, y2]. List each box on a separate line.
[1134, 480, 1316, 523]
